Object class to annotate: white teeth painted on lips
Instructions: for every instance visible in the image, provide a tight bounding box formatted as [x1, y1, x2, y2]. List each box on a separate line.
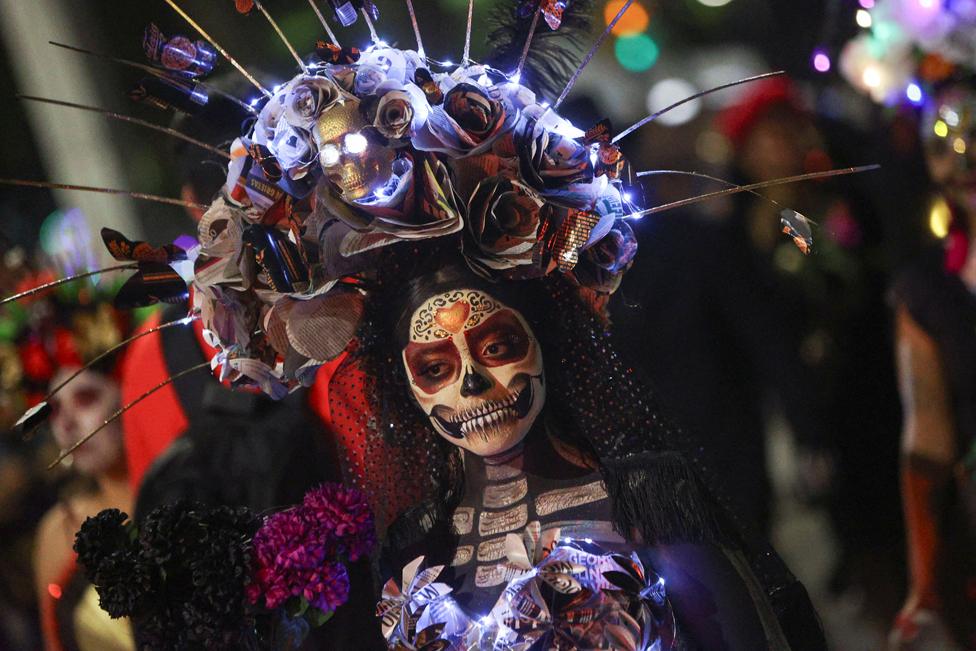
[452, 388, 522, 425]
[459, 407, 518, 439]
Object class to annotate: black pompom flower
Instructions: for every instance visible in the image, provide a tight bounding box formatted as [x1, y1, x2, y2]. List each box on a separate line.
[74, 509, 149, 618]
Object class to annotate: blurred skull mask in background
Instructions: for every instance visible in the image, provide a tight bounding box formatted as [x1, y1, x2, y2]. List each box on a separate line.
[922, 83, 976, 213]
[315, 98, 395, 201]
[402, 289, 545, 458]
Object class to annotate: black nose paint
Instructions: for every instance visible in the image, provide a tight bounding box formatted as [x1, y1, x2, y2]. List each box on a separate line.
[460, 367, 492, 396]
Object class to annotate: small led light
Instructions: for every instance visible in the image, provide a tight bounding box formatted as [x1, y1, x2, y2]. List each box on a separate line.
[623, 191, 633, 203]
[812, 50, 831, 73]
[511, 71, 522, 84]
[320, 144, 341, 167]
[855, 9, 872, 28]
[929, 196, 951, 238]
[943, 108, 960, 127]
[344, 133, 368, 154]
[906, 83, 923, 104]
[953, 137, 967, 154]
[933, 120, 949, 138]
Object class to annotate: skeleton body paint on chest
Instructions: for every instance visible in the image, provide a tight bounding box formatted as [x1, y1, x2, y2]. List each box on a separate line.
[402, 288, 545, 457]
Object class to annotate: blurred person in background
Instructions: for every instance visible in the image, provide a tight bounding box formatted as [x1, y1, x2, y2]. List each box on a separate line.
[616, 78, 843, 532]
[889, 78, 976, 651]
[717, 78, 904, 615]
[14, 276, 142, 651]
[616, 77, 905, 645]
[0, 245, 60, 651]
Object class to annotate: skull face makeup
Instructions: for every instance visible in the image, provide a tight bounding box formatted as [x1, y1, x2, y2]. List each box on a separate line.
[48, 368, 124, 476]
[922, 84, 976, 212]
[315, 98, 395, 201]
[402, 289, 545, 457]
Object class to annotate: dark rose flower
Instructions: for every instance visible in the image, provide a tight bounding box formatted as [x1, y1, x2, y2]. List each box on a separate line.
[573, 219, 638, 294]
[354, 64, 386, 95]
[465, 175, 550, 272]
[443, 83, 505, 141]
[373, 87, 428, 140]
[517, 119, 592, 193]
[284, 75, 343, 129]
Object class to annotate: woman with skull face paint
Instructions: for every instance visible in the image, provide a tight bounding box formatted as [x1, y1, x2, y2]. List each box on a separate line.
[354, 243, 825, 651]
[12, 288, 139, 651]
[888, 79, 976, 650]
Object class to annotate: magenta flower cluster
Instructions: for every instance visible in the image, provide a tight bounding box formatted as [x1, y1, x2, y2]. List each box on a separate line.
[246, 483, 376, 614]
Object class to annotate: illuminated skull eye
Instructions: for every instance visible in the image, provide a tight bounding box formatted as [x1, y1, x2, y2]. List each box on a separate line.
[344, 133, 368, 155]
[320, 144, 341, 167]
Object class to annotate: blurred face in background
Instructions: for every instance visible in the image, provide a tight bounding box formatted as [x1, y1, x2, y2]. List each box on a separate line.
[48, 368, 124, 476]
[923, 84, 976, 215]
[737, 106, 815, 183]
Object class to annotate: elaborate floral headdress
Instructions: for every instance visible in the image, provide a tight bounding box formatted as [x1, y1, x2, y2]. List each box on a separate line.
[2, 0, 868, 436]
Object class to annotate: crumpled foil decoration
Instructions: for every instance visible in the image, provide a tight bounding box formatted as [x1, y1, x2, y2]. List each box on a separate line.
[378, 540, 675, 651]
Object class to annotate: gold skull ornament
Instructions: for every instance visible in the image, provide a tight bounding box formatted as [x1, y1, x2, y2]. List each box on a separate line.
[315, 98, 395, 201]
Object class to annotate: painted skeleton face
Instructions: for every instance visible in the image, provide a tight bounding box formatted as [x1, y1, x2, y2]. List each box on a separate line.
[48, 368, 123, 476]
[402, 289, 545, 457]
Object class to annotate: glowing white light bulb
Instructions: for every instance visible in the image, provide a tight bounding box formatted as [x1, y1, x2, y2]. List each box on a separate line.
[344, 133, 368, 154]
[320, 144, 341, 167]
[906, 83, 923, 103]
[855, 9, 872, 27]
[511, 71, 522, 84]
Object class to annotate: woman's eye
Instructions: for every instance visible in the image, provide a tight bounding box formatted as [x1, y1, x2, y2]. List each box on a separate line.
[483, 337, 515, 357]
[422, 363, 447, 378]
[73, 387, 101, 408]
